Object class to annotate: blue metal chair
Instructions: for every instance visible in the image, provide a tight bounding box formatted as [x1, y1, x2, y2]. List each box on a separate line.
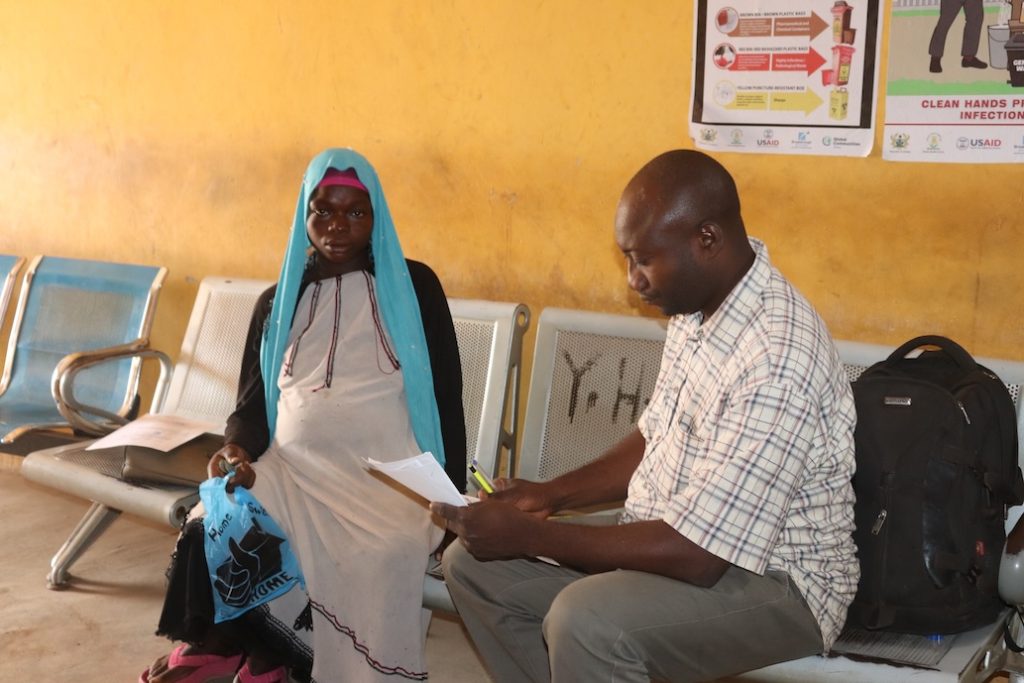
[22, 276, 271, 588]
[0, 255, 167, 444]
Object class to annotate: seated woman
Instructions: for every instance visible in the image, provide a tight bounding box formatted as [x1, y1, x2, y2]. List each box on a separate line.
[142, 148, 466, 683]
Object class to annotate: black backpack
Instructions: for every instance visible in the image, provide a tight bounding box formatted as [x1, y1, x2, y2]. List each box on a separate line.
[847, 335, 1024, 634]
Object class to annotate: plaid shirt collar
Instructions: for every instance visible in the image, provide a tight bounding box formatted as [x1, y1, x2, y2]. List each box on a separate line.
[673, 237, 771, 362]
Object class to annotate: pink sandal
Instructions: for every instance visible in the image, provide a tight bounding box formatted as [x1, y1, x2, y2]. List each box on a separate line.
[232, 661, 288, 683]
[139, 644, 243, 683]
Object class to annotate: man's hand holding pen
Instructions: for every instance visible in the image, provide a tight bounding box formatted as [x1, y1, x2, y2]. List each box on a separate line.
[430, 476, 560, 561]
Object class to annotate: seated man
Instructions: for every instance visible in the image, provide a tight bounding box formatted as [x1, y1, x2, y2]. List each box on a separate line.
[432, 149, 859, 683]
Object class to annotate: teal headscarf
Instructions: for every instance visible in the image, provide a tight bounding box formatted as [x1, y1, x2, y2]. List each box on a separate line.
[259, 148, 445, 466]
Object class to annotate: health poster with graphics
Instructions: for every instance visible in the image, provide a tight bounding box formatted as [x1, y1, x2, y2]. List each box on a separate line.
[883, 0, 1024, 163]
[690, 0, 882, 157]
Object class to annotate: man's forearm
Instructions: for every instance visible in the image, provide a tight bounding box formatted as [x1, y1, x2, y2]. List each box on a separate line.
[544, 427, 647, 512]
[524, 517, 730, 587]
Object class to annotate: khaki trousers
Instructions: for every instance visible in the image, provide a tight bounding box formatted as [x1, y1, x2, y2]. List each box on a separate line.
[442, 542, 824, 683]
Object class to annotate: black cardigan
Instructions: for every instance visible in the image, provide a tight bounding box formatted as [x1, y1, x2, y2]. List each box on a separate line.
[223, 260, 467, 492]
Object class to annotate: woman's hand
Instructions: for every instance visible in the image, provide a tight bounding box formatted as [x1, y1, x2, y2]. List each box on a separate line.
[207, 443, 255, 492]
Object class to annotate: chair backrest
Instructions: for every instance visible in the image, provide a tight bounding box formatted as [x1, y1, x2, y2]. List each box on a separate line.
[0, 255, 26, 378]
[519, 328, 1024, 483]
[0, 255, 166, 416]
[518, 307, 667, 482]
[0, 254, 25, 328]
[155, 277, 273, 431]
[448, 298, 530, 483]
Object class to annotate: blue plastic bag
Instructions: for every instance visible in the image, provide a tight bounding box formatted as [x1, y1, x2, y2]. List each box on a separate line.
[199, 476, 305, 623]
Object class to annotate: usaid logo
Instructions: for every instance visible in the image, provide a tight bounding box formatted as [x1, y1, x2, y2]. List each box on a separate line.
[958, 137, 1001, 150]
[757, 128, 779, 146]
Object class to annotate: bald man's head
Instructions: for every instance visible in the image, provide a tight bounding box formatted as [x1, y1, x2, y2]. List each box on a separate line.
[614, 150, 754, 320]
[621, 150, 743, 238]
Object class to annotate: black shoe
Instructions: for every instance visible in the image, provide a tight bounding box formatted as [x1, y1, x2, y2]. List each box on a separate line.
[930, 56, 942, 73]
[962, 56, 987, 68]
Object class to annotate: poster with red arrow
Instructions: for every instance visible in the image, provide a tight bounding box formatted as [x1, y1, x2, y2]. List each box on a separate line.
[690, 0, 882, 156]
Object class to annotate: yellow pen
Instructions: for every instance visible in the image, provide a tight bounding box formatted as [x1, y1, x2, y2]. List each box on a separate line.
[468, 462, 495, 494]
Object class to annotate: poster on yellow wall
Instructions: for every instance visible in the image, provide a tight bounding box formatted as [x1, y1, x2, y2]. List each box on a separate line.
[883, 0, 1024, 163]
[689, 0, 882, 156]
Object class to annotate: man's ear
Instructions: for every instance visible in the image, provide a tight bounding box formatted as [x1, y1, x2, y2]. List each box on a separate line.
[697, 222, 723, 253]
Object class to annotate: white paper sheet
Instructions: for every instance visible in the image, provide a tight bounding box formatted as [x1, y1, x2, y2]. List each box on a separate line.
[366, 452, 466, 507]
[369, 455, 561, 565]
[85, 413, 218, 452]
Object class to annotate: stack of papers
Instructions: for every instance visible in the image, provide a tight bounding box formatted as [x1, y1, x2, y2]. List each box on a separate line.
[366, 452, 466, 506]
[368, 453, 561, 567]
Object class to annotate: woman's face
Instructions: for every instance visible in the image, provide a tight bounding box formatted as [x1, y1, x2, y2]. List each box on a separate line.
[306, 184, 374, 275]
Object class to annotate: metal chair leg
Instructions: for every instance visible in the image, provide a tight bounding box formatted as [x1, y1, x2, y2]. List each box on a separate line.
[47, 502, 121, 589]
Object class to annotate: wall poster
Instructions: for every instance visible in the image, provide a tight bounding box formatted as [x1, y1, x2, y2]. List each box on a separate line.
[883, 0, 1024, 163]
[690, 0, 882, 157]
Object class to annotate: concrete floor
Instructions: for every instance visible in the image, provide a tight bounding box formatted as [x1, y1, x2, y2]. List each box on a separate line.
[0, 459, 491, 682]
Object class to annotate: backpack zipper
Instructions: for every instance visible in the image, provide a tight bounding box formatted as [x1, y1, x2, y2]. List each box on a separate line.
[872, 509, 888, 535]
[957, 400, 971, 425]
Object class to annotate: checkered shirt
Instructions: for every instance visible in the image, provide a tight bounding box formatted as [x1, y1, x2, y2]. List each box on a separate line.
[624, 238, 859, 650]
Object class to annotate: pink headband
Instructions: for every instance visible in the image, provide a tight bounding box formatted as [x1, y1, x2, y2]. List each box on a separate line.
[316, 167, 368, 192]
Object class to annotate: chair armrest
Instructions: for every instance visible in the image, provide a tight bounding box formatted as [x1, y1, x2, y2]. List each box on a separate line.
[51, 339, 173, 437]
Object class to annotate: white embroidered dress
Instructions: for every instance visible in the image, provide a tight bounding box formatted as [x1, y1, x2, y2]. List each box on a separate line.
[248, 271, 443, 682]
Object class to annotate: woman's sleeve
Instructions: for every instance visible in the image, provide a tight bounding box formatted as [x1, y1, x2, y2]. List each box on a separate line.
[223, 285, 275, 460]
[408, 261, 468, 492]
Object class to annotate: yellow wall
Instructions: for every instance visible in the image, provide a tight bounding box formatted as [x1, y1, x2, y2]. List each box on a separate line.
[1, 0, 1022, 382]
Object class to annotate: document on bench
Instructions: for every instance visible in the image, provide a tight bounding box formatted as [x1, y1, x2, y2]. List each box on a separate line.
[86, 414, 218, 452]
[366, 452, 467, 507]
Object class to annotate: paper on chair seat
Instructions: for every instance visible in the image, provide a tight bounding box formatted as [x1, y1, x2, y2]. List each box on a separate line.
[366, 452, 466, 507]
[86, 414, 218, 452]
